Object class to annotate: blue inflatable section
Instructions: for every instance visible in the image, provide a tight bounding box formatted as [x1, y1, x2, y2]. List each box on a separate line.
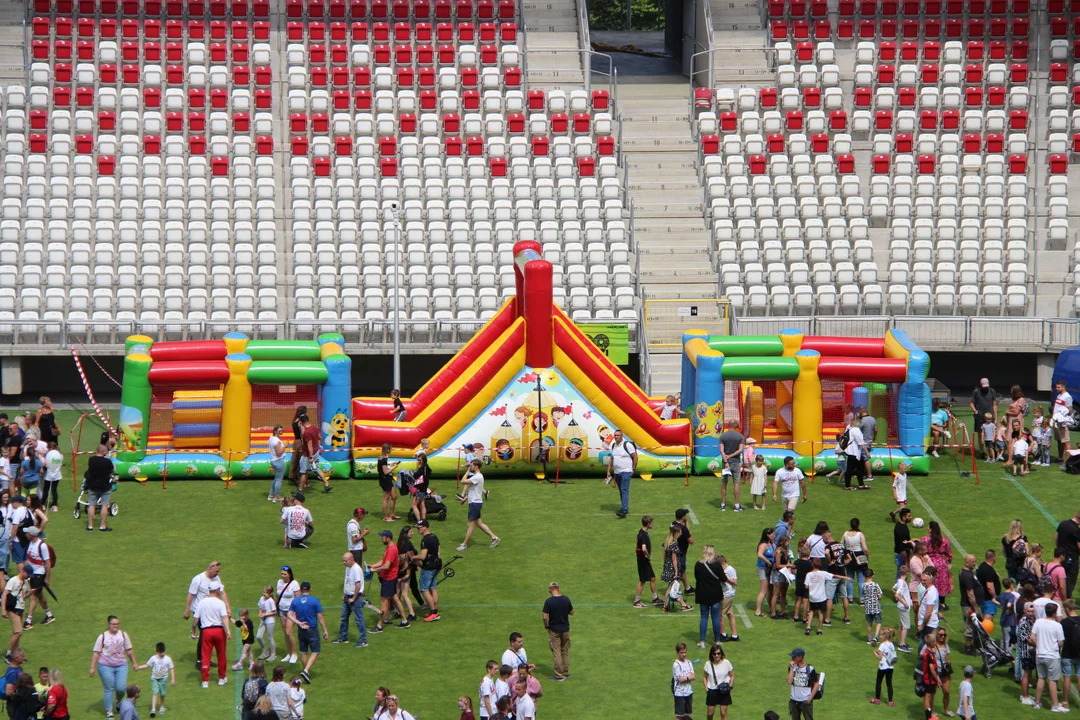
[173, 422, 221, 437]
[694, 353, 725, 458]
[890, 328, 930, 384]
[897, 381, 931, 456]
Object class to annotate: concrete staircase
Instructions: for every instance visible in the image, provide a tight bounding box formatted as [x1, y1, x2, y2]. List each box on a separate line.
[523, 0, 585, 89]
[707, 1, 771, 88]
[619, 84, 716, 396]
[0, 5, 26, 86]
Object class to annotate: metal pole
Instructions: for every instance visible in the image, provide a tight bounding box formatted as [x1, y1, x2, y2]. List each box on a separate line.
[1031, 10, 1043, 313]
[391, 203, 401, 389]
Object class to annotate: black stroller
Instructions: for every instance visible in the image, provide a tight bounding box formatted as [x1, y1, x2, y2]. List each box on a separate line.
[969, 611, 1012, 678]
[407, 491, 448, 522]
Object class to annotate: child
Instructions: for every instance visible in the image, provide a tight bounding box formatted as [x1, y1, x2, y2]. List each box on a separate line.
[0, 447, 11, 493]
[994, 417, 1009, 462]
[660, 395, 681, 420]
[232, 608, 256, 671]
[1011, 433, 1030, 476]
[958, 665, 976, 720]
[871, 627, 897, 706]
[998, 577, 1018, 655]
[34, 666, 49, 713]
[257, 585, 278, 662]
[889, 462, 910, 522]
[804, 558, 847, 636]
[1031, 407, 1051, 467]
[893, 565, 912, 653]
[719, 554, 739, 641]
[792, 543, 812, 624]
[825, 430, 847, 482]
[666, 577, 693, 613]
[391, 389, 407, 422]
[749, 454, 768, 511]
[980, 413, 997, 462]
[139, 642, 175, 718]
[862, 568, 884, 644]
[671, 643, 695, 719]
[288, 676, 306, 719]
[742, 438, 757, 485]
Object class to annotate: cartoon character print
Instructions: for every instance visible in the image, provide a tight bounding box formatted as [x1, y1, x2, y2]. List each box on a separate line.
[514, 405, 533, 429]
[322, 411, 350, 450]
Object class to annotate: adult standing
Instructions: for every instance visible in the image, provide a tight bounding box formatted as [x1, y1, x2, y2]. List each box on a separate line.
[414, 519, 442, 622]
[395, 526, 419, 623]
[298, 414, 331, 494]
[673, 509, 695, 593]
[0, 489, 12, 573]
[501, 633, 532, 673]
[457, 460, 499, 551]
[894, 509, 915, 579]
[84, 444, 114, 532]
[920, 522, 954, 611]
[542, 582, 573, 682]
[717, 421, 745, 512]
[367, 530, 408, 633]
[287, 581, 329, 684]
[969, 378, 999, 426]
[334, 552, 367, 648]
[786, 648, 819, 720]
[280, 492, 313, 549]
[754, 527, 776, 618]
[605, 429, 637, 519]
[976, 550, 1002, 621]
[694, 545, 726, 648]
[917, 567, 941, 652]
[1, 565, 28, 657]
[2, 648, 23, 704]
[34, 398, 59, 449]
[41, 669, 68, 720]
[22, 527, 52, 629]
[377, 444, 401, 523]
[1052, 380, 1074, 464]
[858, 408, 878, 481]
[1062, 600, 1080, 707]
[1055, 511, 1080, 598]
[633, 515, 661, 608]
[775, 511, 795, 549]
[1031, 601, 1066, 711]
[842, 518, 869, 603]
[842, 416, 867, 490]
[1002, 519, 1029, 582]
[275, 566, 301, 665]
[702, 643, 733, 720]
[90, 615, 139, 718]
[267, 425, 287, 502]
[958, 554, 985, 656]
[347, 507, 370, 565]
[772, 458, 807, 512]
[289, 406, 307, 484]
[195, 587, 231, 688]
[184, 561, 231, 671]
[1006, 385, 1029, 423]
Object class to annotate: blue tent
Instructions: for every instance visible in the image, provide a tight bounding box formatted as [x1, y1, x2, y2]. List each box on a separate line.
[1053, 346, 1080, 395]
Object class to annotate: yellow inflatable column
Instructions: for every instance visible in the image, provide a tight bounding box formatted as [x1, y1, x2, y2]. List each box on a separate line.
[775, 330, 804, 434]
[792, 350, 822, 458]
[220, 353, 253, 459]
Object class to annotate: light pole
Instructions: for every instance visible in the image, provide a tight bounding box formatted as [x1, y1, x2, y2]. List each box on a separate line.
[389, 202, 401, 390]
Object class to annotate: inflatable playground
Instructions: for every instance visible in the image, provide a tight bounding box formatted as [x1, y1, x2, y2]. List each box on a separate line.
[109, 241, 933, 480]
[682, 329, 933, 475]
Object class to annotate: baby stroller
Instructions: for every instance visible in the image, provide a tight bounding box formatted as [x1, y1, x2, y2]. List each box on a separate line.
[73, 476, 119, 520]
[969, 611, 1012, 678]
[407, 491, 448, 522]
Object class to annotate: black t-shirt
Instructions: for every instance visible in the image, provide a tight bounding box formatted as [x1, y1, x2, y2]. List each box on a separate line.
[377, 457, 390, 479]
[413, 464, 430, 494]
[393, 397, 405, 415]
[38, 412, 57, 444]
[971, 387, 998, 417]
[1057, 519, 1080, 559]
[420, 533, 440, 571]
[398, 540, 416, 575]
[894, 523, 911, 555]
[674, 521, 691, 555]
[976, 562, 1001, 598]
[958, 568, 985, 608]
[543, 595, 573, 632]
[794, 558, 813, 591]
[1062, 616, 1080, 660]
[636, 528, 651, 559]
[826, 541, 846, 574]
[84, 455, 114, 492]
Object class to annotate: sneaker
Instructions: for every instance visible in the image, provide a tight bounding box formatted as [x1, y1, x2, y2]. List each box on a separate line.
[822, 621, 832, 627]
[1053, 706, 1070, 713]
[42, 615, 55, 625]
[1034, 704, 1043, 710]
[159, 709, 165, 714]
[300, 670, 311, 684]
[1021, 698, 1036, 706]
[888, 702, 894, 707]
[424, 612, 441, 621]
[932, 450, 940, 458]
[286, 654, 297, 664]
[843, 617, 851, 624]
[331, 638, 348, 644]
[257, 651, 270, 660]
[870, 698, 880, 704]
[296, 542, 309, 549]
[867, 638, 875, 645]
[456, 544, 468, 551]
[354, 642, 367, 648]
[398, 621, 411, 629]
[684, 586, 695, 594]
[22, 620, 32, 630]
[898, 644, 912, 653]
[490, 536, 501, 548]
[633, 600, 647, 608]
[370, 626, 384, 634]
[106, 713, 114, 719]
[323, 485, 333, 493]
[231, 661, 244, 670]
[201, 682, 209, 689]
[150, 713, 156, 718]
[805, 628, 811, 636]
[697, 641, 706, 648]
[651, 598, 664, 606]
[265, 656, 276, 663]
[720, 503, 726, 511]
[728, 635, 739, 642]
[407, 614, 417, 622]
[217, 678, 227, 686]
[719, 634, 730, 642]
[733, 505, 744, 512]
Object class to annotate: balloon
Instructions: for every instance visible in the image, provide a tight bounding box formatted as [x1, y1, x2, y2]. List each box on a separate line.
[981, 618, 995, 634]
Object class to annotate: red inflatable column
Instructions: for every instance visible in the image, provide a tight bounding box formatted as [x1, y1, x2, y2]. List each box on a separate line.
[523, 259, 553, 368]
[512, 240, 542, 317]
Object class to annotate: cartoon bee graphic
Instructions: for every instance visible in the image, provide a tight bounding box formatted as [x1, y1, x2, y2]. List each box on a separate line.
[322, 411, 350, 450]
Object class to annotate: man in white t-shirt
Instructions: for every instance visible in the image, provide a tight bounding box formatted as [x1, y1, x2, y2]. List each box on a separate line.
[1031, 602, 1066, 711]
[23, 528, 53, 629]
[605, 429, 637, 519]
[1053, 381, 1074, 463]
[771, 455, 806, 512]
[184, 561, 231, 670]
[457, 460, 499, 551]
[513, 679, 536, 719]
[334, 552, 367, 648]
[917, 567, 941, 652]
[501, 632, 533, 673]
[478, 661, 498, 719]
[346, 507, 369, 564]
[194, 587, 231, 687]
[281, 492, 314, 549]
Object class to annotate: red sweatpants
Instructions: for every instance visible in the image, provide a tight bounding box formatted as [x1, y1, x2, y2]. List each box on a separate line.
[200, 626, 226, 682]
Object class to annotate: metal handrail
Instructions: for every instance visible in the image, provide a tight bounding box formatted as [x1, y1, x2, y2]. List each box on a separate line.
[688, 44, 778, 96]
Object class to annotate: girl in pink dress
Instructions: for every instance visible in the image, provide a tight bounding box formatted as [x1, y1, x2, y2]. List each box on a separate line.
[920, 522, 954, 610]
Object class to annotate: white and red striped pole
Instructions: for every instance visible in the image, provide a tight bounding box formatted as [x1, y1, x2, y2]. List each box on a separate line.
[71, 347, 116, 435]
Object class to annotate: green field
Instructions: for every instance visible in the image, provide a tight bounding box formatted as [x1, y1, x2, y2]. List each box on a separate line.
[8, 407, 1079, 719]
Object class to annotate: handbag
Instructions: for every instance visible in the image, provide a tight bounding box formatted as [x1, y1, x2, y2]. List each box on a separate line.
[855, 553, 869, 567]
[707, 662, 731, 694]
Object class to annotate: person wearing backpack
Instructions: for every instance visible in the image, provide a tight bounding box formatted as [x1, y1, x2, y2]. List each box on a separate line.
[7, 496, 31, 567]
[786, 648, 820, 720]
[90, 615, 139, 718]
[1046, 547, 1069, 603]
[21, 527, 53, 630]
[605, 429, 637, 519]
[240, 661, 268, 720]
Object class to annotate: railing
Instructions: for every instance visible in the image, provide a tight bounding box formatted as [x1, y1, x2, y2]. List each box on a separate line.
[731, 316, 1080, 352]
[642, 298, 734, 349]
[638, 302, 653, 395]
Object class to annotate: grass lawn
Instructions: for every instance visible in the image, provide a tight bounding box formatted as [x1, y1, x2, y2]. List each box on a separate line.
[9, 407, 1080, 719]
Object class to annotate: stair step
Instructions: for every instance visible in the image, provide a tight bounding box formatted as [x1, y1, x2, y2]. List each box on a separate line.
[633, 201, 705, 216]
[627, 181, 701, 192]
[621, 137, 696, 150]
